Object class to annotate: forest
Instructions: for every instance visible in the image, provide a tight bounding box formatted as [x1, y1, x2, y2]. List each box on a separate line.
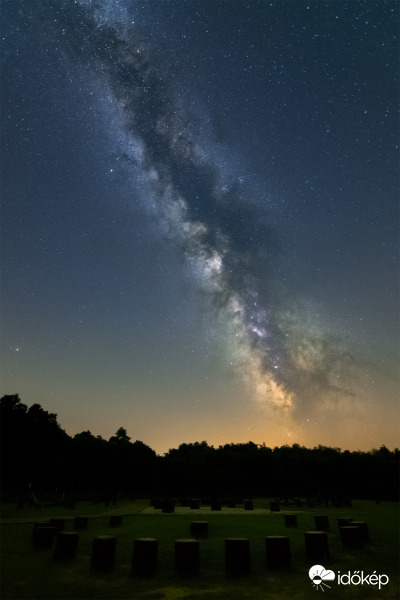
[1, 395, 398, 504]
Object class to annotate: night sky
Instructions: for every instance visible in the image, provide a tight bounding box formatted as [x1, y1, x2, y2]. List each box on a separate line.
[1, 0, 398, 454]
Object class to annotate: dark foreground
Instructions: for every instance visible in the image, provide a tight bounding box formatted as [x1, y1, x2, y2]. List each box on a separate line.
[1, 499, 399, 600]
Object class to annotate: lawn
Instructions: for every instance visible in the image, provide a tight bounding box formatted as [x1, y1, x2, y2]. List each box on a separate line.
[1, 499, 398, 599]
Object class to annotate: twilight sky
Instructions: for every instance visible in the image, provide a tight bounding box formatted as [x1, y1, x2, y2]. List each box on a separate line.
[1, 0, 398, 454]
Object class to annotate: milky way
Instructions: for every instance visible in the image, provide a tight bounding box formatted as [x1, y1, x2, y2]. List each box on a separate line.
[44, 0, 360, 416]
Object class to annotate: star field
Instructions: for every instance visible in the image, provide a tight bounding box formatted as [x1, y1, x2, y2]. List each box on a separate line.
[1, 0, 398, 453]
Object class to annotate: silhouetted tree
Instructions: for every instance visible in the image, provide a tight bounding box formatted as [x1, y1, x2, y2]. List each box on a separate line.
[0, 395, 69, 490]
[109, 427, 131, 444]
[1, 395, 398, 501]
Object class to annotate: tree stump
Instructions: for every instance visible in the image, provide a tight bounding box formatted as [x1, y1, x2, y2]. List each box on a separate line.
[270, 501, 280, 512]
[190, 499, 201, 509]
[74, 516, 88, 530]
[314, 515, 330, 530]
[284, 513, 297, 527]
[132, 538, 158, 577]
[162, 500, 175, 513]
[32, 523, 56, 549]
[225, 538, 251, 576]
[190, 521, 208, 538]
[304, 531, 329, 560]
[54, 532, 79, 560]
[338, 517, 353, 528]
[32, 521, 51, 537]
[340, 525, 364, 548]
[175, 539, 200, 577]
[91, 536, 117, 571]
[265, 536, 291, 568]
[109, 515, 122, 527]
[244, 500, 254, 511]
[350, 521, 369, 543]
[49, 518, 65, 533]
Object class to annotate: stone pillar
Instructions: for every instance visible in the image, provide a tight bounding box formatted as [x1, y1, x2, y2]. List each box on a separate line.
[340, 525, 364, 548]
[162, 500, 175, 513]
[32, 523, 56, 549]
[91, 536, 117, 571]
[225, 538, 251, 576]
[338, 517, 353, 529]
[350, 521, 369, 543]
[265, 536, 291, 568]
[132, 538, 158, 577]
[314, 515, 330, 530]
[190, 521, 208, 538]
[49, 518, 65, 533]
[175, 539, 200, 576]
[54, 532, 79, 560]
[284, 513, 297, 527]
[304, 531, 329, 560]
[74, 516, 88, 530]
[109, 515, 122, 527]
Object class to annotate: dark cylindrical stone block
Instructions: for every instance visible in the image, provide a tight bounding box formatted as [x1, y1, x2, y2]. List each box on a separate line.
[338, 517, 353, 528]
[270, 501, 280, 512]
[32, 523, 56, 548]
[314, 515, 330, 531]
[175, 539, 200, 577]
[225, 538, 251, 576]
[54, 532, 79, 560]
[32, 521, 51, 536]
[49, 518, 65, 533]
[190, 499, 201, 509]
[211, 501, 221, 511]
[265, 536, 291, 568]
[340, 525, 364, 548]
[350, 521, 369, 543]
[162, 500, 175, 513]
[91, 536, 117, 571]
[74, 516, 88, 530]
[190, 521, 208, 538]
[305, 531, 329, 560]
[109, 515, 122, 527]
[244, 500, 254, 511]
[284, 513, 297, 527]
[132, 538, 158, 578]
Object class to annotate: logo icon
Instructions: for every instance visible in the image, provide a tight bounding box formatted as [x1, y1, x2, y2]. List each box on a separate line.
[309, 564, 336, 591]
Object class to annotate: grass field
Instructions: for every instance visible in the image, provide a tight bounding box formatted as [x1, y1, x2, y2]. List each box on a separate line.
[1, 499, 398, 599]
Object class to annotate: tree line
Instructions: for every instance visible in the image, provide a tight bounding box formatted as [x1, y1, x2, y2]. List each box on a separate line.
[1, 395, 398, 502]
